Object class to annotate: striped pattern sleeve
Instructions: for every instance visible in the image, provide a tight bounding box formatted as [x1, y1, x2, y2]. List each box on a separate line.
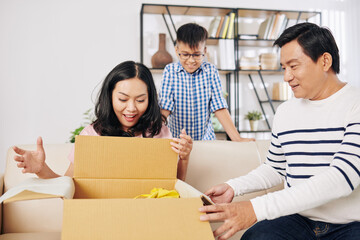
[332, 122, 360, 191]
[251, 107, 360, 222]
[265, 132, 287, 179]
[209, 67, 228, 113]
[226, 164, 283, 196]
[159, 65, 174, 112]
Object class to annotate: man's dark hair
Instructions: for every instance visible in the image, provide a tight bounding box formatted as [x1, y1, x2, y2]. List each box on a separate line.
[274, 22, 340, 73]
[176, 23, 208, 49]
[93, 61, 164, 138]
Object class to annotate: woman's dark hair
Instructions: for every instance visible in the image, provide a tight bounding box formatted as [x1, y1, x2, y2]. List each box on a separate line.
[274, 22, 340, 73]
[93, 61, 164, 137]
[176, 23, 208, 49]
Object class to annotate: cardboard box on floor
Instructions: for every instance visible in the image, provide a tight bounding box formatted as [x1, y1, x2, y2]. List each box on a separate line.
[62, 135, 214, 240]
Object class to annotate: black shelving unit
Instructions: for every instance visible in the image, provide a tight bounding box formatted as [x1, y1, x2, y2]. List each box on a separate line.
[140, 4, 321, 134]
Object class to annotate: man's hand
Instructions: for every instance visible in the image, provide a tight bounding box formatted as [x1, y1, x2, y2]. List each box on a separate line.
[205, 183, 234, 204]
[199, 201, 257, 240]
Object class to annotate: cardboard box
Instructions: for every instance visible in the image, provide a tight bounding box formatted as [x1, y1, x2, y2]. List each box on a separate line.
[62, 135, 214, 240]
[2, 136, 214, 239]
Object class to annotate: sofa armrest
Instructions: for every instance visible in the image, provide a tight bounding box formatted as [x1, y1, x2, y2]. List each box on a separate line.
[0, 173, 4, 195]
[0, 173, 4, 234]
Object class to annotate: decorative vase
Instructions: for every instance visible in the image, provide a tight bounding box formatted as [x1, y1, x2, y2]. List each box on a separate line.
[249, 120, 259, 131]
[151, 33, 172, 68]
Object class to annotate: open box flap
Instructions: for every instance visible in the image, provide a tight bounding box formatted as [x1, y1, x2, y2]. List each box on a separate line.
[175, 179, 214, 205]
[74, 135, 178, 180]
[62, 198, 215, 240]
[0, 176, 74, 204]
[3, 190, 62, 203]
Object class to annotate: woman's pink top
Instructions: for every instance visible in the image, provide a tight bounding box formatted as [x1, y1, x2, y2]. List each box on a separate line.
[68, 124, 172, 163]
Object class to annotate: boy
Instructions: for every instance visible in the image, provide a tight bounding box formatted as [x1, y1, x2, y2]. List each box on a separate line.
[159, 23, 252, 141]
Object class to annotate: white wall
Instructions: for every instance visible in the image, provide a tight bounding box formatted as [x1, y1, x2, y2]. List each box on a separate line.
[1, 0, 359, 173]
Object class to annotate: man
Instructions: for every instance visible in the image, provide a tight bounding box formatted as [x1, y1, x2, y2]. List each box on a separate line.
[199, 22, 360, 240]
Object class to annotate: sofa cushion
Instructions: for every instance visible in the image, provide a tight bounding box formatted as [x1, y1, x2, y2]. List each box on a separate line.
[186, 140, 263, 194]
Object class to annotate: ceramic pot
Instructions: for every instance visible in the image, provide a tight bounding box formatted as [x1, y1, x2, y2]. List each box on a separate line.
[249, 120, 259, 131]
[151, 33, 172, 68]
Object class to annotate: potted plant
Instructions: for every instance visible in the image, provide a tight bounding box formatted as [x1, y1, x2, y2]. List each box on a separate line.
[69, 109, 94, 143]
[244, 110, 262, 131]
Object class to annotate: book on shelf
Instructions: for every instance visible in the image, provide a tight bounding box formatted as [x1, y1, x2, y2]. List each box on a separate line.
[276, 16, 288, 38]
[239, 56, 260, 70]
[257, 16, 272, 39]
[208, 16, 221, 38]
[272, 82, 291, 101]
[239, 34, 258, 40]
[220, 15, 230, 39]
[218, 40, 227, 69]
[264, 14, 276, 39]
[215, 16, 225, 38]
[269, 14, 286, 39]
[226, 12, 236, 39]
[225, 40, 235, 69]
[268, 14, 280, 39]
[260, 53, 279, 70]
[258, 13, 288, 40]
[218, 39, 235, 70]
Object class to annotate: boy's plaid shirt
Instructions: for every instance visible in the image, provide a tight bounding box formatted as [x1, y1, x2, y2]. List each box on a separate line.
[159, 61, 228, 140]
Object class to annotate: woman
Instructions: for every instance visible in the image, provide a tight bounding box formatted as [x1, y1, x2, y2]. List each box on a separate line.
[13, 61, 192, 181]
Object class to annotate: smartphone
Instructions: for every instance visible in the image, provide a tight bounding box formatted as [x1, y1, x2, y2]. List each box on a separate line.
[201, 195, 214, 206]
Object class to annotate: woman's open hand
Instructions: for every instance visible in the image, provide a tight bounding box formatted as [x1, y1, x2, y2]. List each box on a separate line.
[170, 129, 193, 160]
[13, 136, 45, 174]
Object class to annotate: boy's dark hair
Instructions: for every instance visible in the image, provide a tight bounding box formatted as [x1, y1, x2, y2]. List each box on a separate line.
[274, 22, 340, 73]
[176, 23, 208, 49]
[93, 61, 164, 138]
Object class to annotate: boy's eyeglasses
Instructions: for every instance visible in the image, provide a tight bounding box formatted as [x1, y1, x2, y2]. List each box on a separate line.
[178, 53, 205, 61]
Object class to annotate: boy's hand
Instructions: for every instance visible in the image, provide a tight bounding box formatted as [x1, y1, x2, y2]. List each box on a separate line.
[235, 137, 255, 142]
[170, 129, 193, 160]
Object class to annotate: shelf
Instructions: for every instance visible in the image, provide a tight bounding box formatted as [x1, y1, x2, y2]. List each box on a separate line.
[237, 8, 321, 20]
[260, 100, 285, 103]
[141, 4, 321, 135]
[142, 4, 233, 17]
[239, 130, 271, 133]
[215, 130, 271, 134]
[238, 38, 275, 47]
[149, 68, 234, 74]
[207, 38, 234, 45]
[238, 69, 283, 75]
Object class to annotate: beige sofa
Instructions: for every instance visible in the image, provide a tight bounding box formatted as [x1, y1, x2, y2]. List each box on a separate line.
[0, 139, 282, 240]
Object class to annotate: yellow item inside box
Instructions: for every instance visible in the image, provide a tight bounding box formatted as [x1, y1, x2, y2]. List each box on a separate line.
[134, 187, 180, 199]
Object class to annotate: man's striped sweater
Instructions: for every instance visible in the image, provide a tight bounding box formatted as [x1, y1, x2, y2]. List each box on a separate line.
[227, 84, 360, 223]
